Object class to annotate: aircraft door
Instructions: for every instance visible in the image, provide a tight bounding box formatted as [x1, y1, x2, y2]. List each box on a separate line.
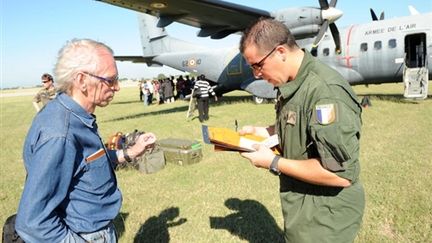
[403, 33, 428, 99]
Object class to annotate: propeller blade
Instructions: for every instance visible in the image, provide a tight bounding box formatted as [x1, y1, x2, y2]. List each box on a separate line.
[370, 8, 378, 21]
[312, 20, 329, 48]
[329, 23, 341, 53]
[319, 0, 329, 9]
[329, 0, 338, 8]
[312, 0, 342, 55]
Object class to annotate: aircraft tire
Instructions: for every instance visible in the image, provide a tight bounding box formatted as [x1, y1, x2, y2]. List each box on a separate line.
[253, 96, 265, 104]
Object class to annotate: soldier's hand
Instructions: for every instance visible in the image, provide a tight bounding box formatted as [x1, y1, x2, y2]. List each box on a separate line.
[238, 125, 255, 136]
[240, 144, 274, 169]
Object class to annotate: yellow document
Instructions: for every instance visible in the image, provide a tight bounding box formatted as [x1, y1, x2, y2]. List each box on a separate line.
[202, 125, 279, 153]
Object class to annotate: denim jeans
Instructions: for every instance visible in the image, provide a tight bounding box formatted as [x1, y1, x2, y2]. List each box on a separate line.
[61, 223, 117, 243]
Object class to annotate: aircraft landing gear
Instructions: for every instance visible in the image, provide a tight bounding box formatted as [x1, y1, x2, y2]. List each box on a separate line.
[253, 96, 265, 104]
[361, 96, 372, 108]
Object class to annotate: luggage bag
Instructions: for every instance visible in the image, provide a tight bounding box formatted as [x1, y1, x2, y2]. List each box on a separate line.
[158, 138, 203, 165]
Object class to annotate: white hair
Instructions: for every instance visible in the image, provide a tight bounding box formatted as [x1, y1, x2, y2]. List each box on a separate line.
[54, 38, 114, 93]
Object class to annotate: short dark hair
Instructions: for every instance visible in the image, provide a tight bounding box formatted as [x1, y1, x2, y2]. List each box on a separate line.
[41, 73, 53, 82]
[240, 17, 298, 54]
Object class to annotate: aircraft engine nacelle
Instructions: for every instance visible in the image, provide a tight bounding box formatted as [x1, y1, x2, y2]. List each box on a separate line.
[272, 7, 323, 39]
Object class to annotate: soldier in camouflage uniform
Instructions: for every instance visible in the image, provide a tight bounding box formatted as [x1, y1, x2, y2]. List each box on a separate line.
[239, 18, 365, 242]
[32, 73, 56, 112]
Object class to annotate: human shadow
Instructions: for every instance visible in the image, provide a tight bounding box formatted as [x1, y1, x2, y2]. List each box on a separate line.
[133, 207, 187, 243]
[113, 212, 129, 240]
[209, 198, 284, 242]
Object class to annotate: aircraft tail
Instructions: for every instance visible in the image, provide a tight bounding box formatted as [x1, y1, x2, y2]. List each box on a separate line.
[408, 5, 420, 15]
[138, 13, 205, 57]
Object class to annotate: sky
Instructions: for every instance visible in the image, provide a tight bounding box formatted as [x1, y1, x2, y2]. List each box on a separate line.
[1, 0, 431, 88]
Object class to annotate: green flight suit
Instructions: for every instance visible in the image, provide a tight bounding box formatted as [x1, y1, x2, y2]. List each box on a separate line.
[275, 50, 365, 243]
[33, 87, 56, 107]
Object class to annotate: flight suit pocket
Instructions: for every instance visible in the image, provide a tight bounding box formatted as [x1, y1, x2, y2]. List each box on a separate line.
[277, 104, 308, 158]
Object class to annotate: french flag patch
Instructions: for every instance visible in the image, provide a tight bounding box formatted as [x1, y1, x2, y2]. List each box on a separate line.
[316, 104, 336, 125]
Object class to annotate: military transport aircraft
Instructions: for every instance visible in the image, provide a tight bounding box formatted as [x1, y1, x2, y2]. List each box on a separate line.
[97, 0, 431, 103]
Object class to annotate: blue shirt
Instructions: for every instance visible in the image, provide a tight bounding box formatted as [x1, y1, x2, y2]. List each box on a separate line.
[16, 93, 122, 242]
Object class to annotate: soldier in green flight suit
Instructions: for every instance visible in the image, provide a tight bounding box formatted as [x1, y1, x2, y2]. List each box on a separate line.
[33, 73, 56, 112]
[239, 18, 365, 242]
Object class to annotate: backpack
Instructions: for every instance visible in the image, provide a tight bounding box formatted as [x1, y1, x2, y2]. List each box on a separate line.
[106, 130, 165, 174]
[133, 143, 165, 174]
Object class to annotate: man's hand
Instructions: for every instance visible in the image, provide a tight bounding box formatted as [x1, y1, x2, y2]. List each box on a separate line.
[238, 125, 256, 136]
[127, 132, 156, 159]
[240, 144, 274, 169]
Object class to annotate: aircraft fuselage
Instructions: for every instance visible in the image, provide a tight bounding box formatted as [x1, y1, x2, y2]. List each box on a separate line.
[299, 13, 432, 85]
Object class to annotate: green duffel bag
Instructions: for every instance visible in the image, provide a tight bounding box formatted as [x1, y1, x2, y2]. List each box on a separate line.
[134, 143, 166, 174]
[107, 130, 165, 174]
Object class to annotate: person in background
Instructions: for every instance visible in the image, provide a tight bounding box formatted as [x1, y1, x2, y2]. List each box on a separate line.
[32, 73, 56, 112]
[152, 79, 160, 105]
[158, 79, 165, 104]
[15, 38, 156, 243]
[145, 79, 154, 105]
[239, 18, 365, 242]
[176, 75, 186, 99]
[141, 80, 149, 106]
[193, 74, 217, 122]
[139, 80, 144, 101]
[163, 78, 174, 103]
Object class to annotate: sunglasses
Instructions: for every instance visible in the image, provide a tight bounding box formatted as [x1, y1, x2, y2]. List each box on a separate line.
[250, 46, 278, 72]
[83, 72, 118, 87]
[42, 80, 51, 83]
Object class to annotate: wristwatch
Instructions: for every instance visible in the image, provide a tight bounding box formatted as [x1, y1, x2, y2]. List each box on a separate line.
[123, 148, 132, 162]
[269, 155, 281, 176]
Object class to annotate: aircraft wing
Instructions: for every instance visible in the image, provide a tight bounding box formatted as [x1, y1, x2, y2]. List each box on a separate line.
[114, 56, 163, 67]
[115, 56, 149, 63]
[96, 0, 271, 39]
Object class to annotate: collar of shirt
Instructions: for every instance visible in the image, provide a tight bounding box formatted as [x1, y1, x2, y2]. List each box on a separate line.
[277, 50, 314, 101]
[57, 92, 96, 128]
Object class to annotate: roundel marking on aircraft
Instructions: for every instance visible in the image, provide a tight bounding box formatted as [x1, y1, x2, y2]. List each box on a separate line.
[188, 59, 196, 67]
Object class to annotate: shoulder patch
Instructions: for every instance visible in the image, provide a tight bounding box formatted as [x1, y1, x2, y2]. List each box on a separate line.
[315, 104, 336, 125]
[287, 111, 297, 125]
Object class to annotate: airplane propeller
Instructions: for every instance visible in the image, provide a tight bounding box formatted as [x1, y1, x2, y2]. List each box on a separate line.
[370, 8, 385, 21]
[311, 0, 343, 55]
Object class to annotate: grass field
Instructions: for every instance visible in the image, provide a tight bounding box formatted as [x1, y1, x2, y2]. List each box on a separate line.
[1, 83, 431, 242]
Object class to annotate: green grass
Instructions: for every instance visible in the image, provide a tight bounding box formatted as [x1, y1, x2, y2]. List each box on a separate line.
[1, 83, 431, 242]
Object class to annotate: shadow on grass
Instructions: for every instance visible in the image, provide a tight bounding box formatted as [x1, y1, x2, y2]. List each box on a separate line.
[209, 198, 284, 242]
[358, 93, 432, 104]
[212, 95, 255, 106]
[133, 207, 187, 243]
[104, 105, 189, 122]
[111, 100, 144, 105]
[104, 95, 255, 122]
[113, 212, 129, 240]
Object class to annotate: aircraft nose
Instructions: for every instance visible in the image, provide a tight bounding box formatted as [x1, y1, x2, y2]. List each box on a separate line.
[322, 7, 343, 23]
